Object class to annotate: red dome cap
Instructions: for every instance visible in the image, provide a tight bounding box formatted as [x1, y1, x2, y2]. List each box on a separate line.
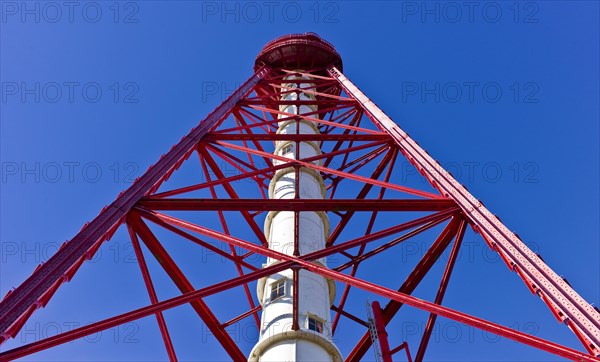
[254, 33, 343, 72]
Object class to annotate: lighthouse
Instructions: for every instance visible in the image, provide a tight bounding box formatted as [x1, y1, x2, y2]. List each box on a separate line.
[248, 34, 344, 361]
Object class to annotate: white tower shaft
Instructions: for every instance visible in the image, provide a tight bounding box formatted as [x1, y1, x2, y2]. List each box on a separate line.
[249, 73, 342, 361]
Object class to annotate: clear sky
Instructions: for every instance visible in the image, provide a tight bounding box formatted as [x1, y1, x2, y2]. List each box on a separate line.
[1, 1, 599, 361]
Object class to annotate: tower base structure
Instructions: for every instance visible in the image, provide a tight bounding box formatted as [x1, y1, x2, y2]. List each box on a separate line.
[0, 32, 598, 362]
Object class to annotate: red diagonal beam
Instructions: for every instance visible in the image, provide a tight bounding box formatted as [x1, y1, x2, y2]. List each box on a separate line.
[134, 204, 460, 342]
[154, 137, 388, 198]
[199, 156, 261, 328]
[322, 108, 363, 169]
[330, 305, 369, 328]
[306, 261, 599, 362]
[151, 159, 280, 199]
[138, 209, 598, 362]
[135, 207, 460, 269]
[7, 245, 594, 362]
[270, 80, 348, 100]
[128, 215, 245, 361]
[328, 148, 398, 246]
[0, 258, 291, 361]
[330, 66, 600, 353]
[346, 217, 462, 361]
[323, 145, 388, 187]
[222, 305, 262, 329]
[12, 204, 587, 360]
[204, 133, 390, 141]
[330, 144, 388, 176]
[333, 216, 452, 273]
[320, 102, 357, 134]
[415, 219, 467, 362]
[2, 206, 456, 359]
[202, 144, 270, 193]
[241, 99, 354, 106]
[186, 219, 597, 362]
[332, 148, 395, 332]
[0, 66, 271, 341]
[245, 104, 383, 135]
[134, 205, 460, 320]
[231, 109, 275, 169]
[126, 224, 177, 361]
[227, 113, 270, 200]
[204, 142, 265, 176]
[279, 68, 337, 81]
[213, 140, 441, 199]
[237, 106, 277, 133]
[198, 147, 269, 247]
[233, 102, 355, 134]
[136, 207, 258, 271]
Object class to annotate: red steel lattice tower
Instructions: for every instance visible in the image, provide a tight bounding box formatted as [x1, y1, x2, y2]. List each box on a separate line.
[1, 33, 599, 361]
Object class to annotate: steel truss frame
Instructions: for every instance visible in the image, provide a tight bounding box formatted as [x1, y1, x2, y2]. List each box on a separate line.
[0, 65, 598, 362]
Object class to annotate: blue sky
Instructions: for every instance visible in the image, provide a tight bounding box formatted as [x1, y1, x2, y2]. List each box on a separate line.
[1, 1, 599, 361]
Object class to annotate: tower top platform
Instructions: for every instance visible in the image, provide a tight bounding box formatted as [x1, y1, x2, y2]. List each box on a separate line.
[254, 33, 343, 72]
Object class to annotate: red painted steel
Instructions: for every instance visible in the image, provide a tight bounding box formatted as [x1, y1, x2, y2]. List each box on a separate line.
[0, 67, 270, 340]
[212, 139, 442, 199]
[128, 215, 246, 361]
[330, 305, 369, 328]
[390, 342, 413, 362]
[0, 209, 458, 359]
[139, 211, 600, 361]
[127, 224, 178, 361]
[4, 226, 598, 361]
[136, 198, 456, 211]
[0, 261, 292, 361]
[346, 217, 463, 361]
[1, 33, 598, 362]
[168, 225, 599, 362]
[222, 305, 262, 329]
[292, 268, 300, 331]
[371, 301, 393, 362]
[329, 66, 600, 358]
[331, 147, 398, 333]
[414, 220, 467, 362]
[198, 153, 262, 328]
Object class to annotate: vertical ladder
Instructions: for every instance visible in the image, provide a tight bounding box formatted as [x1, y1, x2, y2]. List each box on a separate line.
[366, 300, 384, 362]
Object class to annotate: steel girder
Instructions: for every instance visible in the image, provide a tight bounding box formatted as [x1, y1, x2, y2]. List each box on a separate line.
[0, 64, 598, 362]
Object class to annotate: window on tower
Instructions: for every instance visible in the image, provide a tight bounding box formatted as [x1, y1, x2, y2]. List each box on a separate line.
[281, 144, 294, 156]
[307, 315, 325, 334]
[270, 279, 287, 301]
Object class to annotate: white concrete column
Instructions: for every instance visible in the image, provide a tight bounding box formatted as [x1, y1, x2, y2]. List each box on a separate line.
[249, 72, 342, 362]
